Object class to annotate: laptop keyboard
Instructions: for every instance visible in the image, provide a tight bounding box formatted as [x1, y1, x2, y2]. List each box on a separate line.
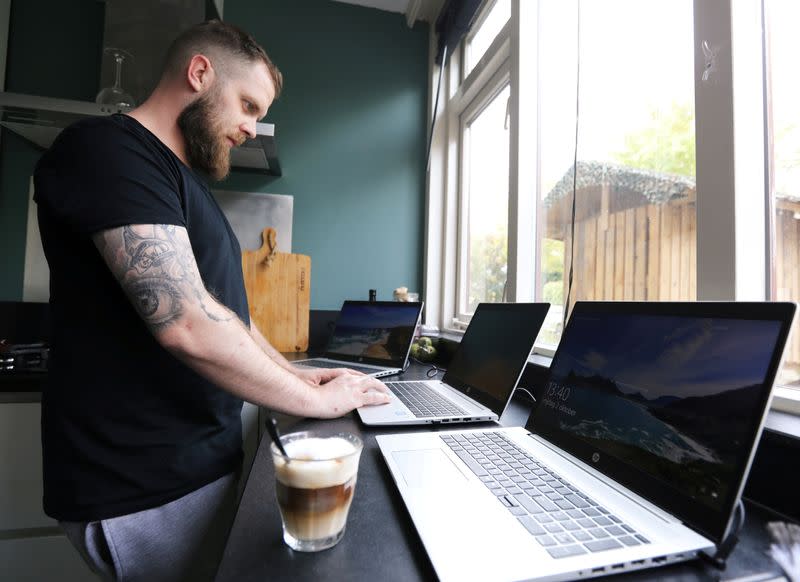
[385, 382, 467, 418]
[440, 432, 650, 559]
[295, 360, 382, 375]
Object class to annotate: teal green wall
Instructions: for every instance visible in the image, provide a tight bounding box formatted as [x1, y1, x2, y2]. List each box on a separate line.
[223, 0, 428, 309]
[0, 0, 428, 310]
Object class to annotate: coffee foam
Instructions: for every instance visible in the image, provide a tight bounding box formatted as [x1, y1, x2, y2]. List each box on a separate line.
[284, 437, 356, 461]
[274, 437, 360, 489]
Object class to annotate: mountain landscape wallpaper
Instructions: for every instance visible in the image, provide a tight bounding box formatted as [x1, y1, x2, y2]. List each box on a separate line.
[540, 314, 782, 511]
[327, 304, 418, 358]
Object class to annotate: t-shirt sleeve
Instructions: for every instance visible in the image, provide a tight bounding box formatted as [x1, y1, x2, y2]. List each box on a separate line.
[34, 119, 187, 235]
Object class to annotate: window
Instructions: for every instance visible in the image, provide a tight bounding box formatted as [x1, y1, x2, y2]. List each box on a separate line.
[766, 0, 800, 391]
[426, 1, 513, 330]
[464, 0, 511, 77]
[459, 84, 511, 318]
[427, 0, 794, 407]
[535, 0, 697, 347]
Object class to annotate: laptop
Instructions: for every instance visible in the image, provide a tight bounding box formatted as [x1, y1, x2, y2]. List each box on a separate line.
[377, 301, 796, 582]
[358, 302, 550, 426]
[293, 300, 423, 378]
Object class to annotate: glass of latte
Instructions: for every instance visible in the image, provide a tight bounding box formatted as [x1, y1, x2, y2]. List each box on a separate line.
[270, 431, 363, 552]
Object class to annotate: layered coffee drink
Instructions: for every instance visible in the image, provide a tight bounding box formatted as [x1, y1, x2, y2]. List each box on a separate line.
[271, 432, 363, 552]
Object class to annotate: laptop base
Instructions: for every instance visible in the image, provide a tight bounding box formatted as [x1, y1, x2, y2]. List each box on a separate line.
[378, 428, 714, 582]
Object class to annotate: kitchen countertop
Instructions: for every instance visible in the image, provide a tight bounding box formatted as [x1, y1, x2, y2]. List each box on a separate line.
[215, 362, 790, 582]
[0, 373, 46, 401]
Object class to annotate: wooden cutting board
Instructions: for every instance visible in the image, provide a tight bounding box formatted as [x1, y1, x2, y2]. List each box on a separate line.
[241, 228, 310, 352]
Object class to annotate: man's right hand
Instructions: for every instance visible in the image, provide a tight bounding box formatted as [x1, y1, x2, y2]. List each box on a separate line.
[294, 366, 363, 386]
[311, 374, 391, 419]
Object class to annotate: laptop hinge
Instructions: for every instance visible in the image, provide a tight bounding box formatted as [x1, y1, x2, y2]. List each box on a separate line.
[440, 382, 494, 413]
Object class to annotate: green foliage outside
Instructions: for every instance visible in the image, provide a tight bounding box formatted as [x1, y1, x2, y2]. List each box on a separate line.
[541, 238, 565, 305]
[543, 280, 563, 305]
[468, 230, 565, 310]
[469, 225, 507, 311]
[612, 101, 696, 178]
[773, 122, 800, 195]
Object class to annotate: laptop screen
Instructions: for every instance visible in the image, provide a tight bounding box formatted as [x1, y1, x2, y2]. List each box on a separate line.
[325, 301, 422, 366]
[529, 301, 795, 543]
[442, 303, 550, 414]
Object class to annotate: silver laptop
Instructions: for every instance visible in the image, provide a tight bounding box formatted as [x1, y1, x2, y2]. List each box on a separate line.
[294, 300, 423, 378]
[358, 302, 550, 426]
[377, 301, 796, 582]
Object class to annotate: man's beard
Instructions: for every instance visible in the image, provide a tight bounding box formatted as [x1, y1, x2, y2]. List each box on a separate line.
[177, 89, 231, 181]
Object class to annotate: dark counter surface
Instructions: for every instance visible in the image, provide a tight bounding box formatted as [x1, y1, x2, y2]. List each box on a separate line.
[0, 373, 46, 396]
[216, 363, 789, 582]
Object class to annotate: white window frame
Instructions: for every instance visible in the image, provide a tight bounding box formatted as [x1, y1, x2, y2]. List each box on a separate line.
[455, 66, 511, 323]
[424, 0, 798, 414]
[424, 15, 511, 334]
[462, 0, 508, 79]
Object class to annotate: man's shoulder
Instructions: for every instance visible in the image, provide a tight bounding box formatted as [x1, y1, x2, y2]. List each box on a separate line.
[55, 114, 140, 149]
[38, 114, 171, 176]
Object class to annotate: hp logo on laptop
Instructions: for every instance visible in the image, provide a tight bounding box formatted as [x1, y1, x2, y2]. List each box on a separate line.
[591, 453, 600, 463]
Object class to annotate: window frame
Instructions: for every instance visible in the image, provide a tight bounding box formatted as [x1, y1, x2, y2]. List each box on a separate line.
[462, 0, 508, 79]
[425, 18, 512, 334]
[455, 68, 511, 323]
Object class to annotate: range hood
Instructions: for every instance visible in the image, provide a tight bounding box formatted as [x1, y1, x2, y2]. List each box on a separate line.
[0, 91, 281, 175]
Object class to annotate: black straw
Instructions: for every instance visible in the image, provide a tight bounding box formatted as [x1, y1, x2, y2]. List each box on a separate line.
[266, 415, 290, 461]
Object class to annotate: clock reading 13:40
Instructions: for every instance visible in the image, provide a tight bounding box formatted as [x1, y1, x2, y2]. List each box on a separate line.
[545, 382, 571, 402]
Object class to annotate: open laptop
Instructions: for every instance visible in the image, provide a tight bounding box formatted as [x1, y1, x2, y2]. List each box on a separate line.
[358, 302, 550, 426]
[377, 301, 796, 581]
[293, 300, 423, 378]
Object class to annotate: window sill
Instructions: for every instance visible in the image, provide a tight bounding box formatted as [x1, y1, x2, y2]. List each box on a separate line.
[771, 386, 800, 416]
[767, 387, 800, 439]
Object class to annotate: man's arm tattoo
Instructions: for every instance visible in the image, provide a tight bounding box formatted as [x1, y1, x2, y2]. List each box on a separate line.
[97, 225, 233, 332]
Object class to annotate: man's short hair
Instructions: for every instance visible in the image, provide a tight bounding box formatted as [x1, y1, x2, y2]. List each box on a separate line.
[162, 20, 283, 98]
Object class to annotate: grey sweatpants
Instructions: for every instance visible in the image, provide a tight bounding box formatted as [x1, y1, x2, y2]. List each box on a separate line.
[60, 472, 239, 582]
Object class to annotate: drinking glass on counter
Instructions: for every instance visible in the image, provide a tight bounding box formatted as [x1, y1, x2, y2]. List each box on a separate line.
[270, 431, 363, 552]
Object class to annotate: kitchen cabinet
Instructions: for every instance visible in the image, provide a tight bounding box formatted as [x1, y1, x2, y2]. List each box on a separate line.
[0, 401, 94, 581]
[0, 396, 260, 579]
[0, 402, 53, 531]
[0, 536, 94, 582]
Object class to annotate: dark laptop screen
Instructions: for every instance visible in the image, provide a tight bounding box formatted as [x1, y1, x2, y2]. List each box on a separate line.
[325, 301, 422, 365]
[530, 302, 794, 542]
[442, 303, 550, 413]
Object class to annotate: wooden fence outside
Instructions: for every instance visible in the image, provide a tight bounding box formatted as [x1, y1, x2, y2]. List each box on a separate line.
[551, 191, 697, 306]
[543, 162, 800, 380]
[775, 201, 800, 378]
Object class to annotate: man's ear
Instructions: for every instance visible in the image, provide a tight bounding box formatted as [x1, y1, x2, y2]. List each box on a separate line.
[186, 54, 215, 93]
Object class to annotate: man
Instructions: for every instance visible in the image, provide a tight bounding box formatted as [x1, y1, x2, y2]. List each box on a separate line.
[33, 20, 390, 582]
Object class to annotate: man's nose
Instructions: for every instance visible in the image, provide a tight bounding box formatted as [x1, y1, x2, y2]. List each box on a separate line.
[241, 120, 257, 140]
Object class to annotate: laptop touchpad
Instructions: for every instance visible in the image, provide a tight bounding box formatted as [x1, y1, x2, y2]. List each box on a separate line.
[392, 449, 467, 488]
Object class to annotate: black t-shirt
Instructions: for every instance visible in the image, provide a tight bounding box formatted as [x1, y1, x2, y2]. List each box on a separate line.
[34, 114, 249, 521]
